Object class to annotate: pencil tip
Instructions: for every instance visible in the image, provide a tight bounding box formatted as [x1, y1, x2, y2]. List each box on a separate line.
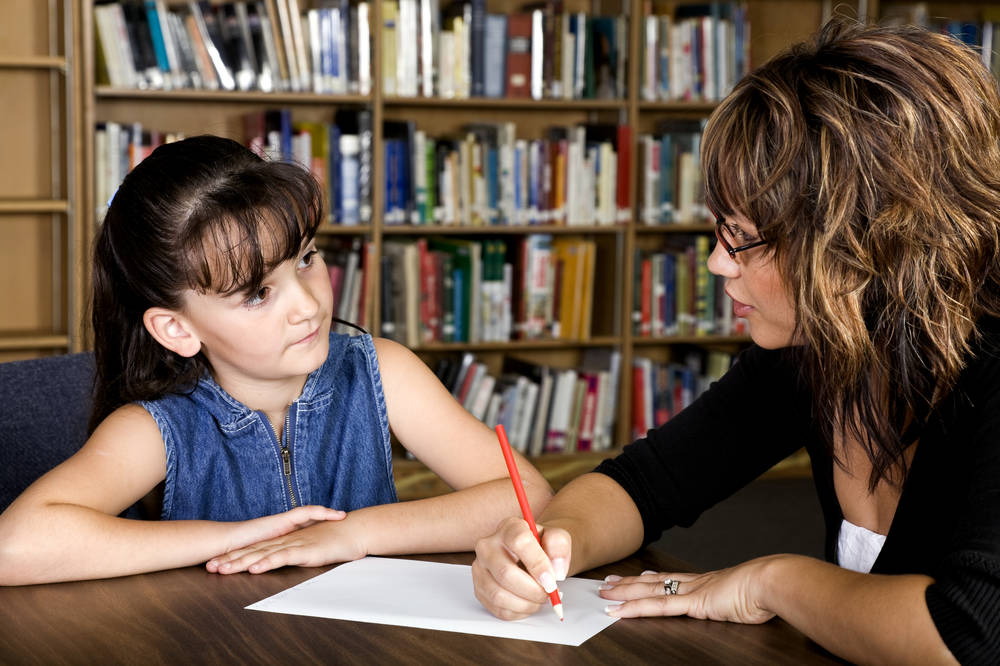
[554, 605, 564, 622]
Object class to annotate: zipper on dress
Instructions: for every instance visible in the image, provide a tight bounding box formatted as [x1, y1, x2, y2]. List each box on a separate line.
[267, 411, 298, 508]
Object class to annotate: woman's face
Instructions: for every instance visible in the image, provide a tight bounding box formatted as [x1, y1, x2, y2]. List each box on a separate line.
[707, 211, 797, 348]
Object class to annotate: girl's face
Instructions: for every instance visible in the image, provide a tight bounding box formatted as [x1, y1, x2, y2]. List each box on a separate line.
[707, 212, 797, 348]
[180, 239, 333, 398]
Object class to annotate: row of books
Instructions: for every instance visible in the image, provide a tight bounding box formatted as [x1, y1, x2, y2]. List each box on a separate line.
[324, 238, 372, 333]
[639, 120, 708, 225]
[384, 1, 626, 100]
[435, 350, 621, 455]
[380, 235, 596, 346]
[94, 1, 372, 94]
[640, 1, 751, 102]
[93, 110, 375, 225]
[243, 108, 374, 224]
[881, 4, 1000, 81]
[384, 121, 631, 226]
[633, 238, 747, 338]
[631, 349, 733, 440]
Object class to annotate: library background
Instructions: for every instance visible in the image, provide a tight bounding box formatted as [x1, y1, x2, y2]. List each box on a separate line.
[2, 1, 992, 499]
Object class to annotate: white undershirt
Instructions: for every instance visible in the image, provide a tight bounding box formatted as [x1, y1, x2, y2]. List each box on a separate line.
[836, 518, 887, 573]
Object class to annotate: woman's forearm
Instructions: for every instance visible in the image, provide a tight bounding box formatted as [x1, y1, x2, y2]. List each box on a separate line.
[758, 554, 956, 665]
[534, 473, 645, 576]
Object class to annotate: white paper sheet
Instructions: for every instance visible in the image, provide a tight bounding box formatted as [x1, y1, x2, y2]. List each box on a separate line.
[246, 557, 619, 646]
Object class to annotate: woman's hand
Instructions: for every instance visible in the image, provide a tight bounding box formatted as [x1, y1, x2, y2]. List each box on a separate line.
[471, 516, 571, 620]
[206, 505, 352, 574]
[599, 556, 777, 625]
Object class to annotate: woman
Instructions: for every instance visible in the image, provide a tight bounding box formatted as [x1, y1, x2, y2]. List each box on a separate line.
[471, 19, 1000, 664]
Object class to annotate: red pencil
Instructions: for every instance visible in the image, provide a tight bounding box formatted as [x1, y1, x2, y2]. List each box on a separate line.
[495, 424, 564, 621]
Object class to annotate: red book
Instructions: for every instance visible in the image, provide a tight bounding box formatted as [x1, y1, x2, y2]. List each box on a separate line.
[417, 238, 437, 343]
[505, 14, 532, 98]
[328, 264, 344, 316]
[577, 372, 599, 451]
[616, 124, 631, 221]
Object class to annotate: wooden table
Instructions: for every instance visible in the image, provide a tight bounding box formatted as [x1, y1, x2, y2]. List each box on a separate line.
[0, 549, 842, 664]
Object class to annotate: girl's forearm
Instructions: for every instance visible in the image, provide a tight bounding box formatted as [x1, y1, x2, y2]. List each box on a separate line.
[758, 554, 956, 664]
[353, 476, 553, 556]
[0, 504, 245, 586]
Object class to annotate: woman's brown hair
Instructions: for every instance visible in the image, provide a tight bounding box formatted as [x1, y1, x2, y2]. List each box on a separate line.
[702, 19, 1000, 489]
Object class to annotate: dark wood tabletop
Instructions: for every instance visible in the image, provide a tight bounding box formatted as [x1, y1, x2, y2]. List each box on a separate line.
[0, 548, 843, 665]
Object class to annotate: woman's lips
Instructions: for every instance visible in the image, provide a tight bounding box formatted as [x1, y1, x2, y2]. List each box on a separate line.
[730, 296, 753, 318]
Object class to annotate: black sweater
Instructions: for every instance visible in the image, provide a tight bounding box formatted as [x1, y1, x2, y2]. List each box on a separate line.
[595, 322, 1000, 664]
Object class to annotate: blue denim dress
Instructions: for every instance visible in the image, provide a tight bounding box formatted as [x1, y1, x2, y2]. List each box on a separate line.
[140, 333, 398, 521]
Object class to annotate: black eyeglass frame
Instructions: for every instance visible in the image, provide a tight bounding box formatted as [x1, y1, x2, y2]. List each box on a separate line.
[712, 210, 768, 260]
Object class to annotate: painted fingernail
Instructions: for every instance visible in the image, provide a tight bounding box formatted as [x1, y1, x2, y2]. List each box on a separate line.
[552, 557, 568, 581]
[604, 574, 622, 583]
[598, 583, 612, 590]
[641, 570, 657, 575]
[605, 605, 622, 616]
[539, 571, 557, 593]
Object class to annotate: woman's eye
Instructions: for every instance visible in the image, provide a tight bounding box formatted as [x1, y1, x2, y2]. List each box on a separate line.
[299, 249, 318, 269]
[243, 286, 270, 308]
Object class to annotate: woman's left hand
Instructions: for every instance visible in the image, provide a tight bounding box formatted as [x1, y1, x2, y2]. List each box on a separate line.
[599, 556, 777, 624]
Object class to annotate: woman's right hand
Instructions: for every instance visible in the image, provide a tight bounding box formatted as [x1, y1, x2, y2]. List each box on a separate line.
[471, 516, 572, 620]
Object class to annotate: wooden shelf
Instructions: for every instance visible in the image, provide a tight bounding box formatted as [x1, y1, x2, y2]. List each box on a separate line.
[0, 200, 69, 214]
[635, 223, 716, 233]
[382, 224, 626, 236]
[633, 335, 751, 346]
[414, 336, 621, 353]
[317, 224, 372, 235]
[638, 100, 718, 113]
[95, 86, 371, 105]
[0, 56, 67, 70]
[383, 96, 627, 110]
[0, 334, 70, 351]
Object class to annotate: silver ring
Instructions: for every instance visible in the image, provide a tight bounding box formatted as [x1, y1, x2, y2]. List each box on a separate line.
[664, 578, 679, 596]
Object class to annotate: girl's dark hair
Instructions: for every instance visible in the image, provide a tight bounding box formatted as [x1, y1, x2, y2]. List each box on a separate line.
[89, 135, 323, 433]
[701, 19, 1000, 489]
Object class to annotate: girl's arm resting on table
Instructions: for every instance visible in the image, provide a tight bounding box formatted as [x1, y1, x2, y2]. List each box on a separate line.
[471, 472, 645, 620]
[0, 404, 344, 586]
[207, 338, 555, 574]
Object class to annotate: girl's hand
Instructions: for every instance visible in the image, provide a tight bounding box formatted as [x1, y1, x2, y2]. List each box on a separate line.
[599, 557, 777, 625]
[206, 506, 351, 574]
[471, 516, 571, 621]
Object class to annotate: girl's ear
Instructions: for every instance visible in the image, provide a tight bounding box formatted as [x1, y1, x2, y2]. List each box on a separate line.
[143, 308, 202, 358]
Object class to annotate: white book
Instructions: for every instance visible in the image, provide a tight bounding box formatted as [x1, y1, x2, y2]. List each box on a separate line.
[561, 14, 573, 100]
[413, 130, 427, 223]
[592, 370, 610, 450]
[438, 30, 455, 98]
[530, 10, 544, 100]
[484, 392, 502, 429]
[461, 363, 487, 410]
[275, 0, 300, 90]
[397, 0, 419, 96]
[155, 0, 184, 88]
[419, 0, 439, 97]
[307, 10, 324, 92]
[337, 248, 360, 323]
[573, 12, 586, 99]
[502, 262, 513, 340]
[333, 8, 347, 93]
[528, 369, 553, 457]
[514, 380, 539, 453]
[468, 374, 496, 421]
[701, 16, 715, 101]
[189, 1, 236, 90]
[358, 2, 372, 94]
[256, 9, 280, 92]
[643, 15, 657, 100]
[286, 0, 310, 90]
[545, 369, 577, 452]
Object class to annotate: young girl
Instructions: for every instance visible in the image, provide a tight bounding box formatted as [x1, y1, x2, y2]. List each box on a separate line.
[0, 135, 552, 585]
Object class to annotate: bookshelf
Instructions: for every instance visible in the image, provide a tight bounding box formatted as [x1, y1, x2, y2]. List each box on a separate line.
[66, 0, 929, 494]
[0, 1, 82, 362]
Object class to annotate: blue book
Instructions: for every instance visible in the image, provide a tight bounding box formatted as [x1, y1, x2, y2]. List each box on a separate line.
[659, 133, 673, 223]
[483, 14, 507, 98]
[384, 140, 401, 222]
[470, 0, 486, 96]
[452, 268, 465, 342]
[328, 122, 341, 222]
[143, 1, 170, 75]
[486, 146, 499, 224]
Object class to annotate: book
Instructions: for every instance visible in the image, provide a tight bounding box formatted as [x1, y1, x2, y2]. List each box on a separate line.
[483, 14, 508, 98]
[505, 13, 532, 98]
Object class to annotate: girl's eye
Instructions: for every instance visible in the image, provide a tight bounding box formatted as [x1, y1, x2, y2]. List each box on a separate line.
[298, 249, 318, 269]
[243, 286, 270, 308]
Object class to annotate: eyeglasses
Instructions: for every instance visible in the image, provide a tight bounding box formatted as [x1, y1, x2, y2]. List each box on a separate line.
[712, 210, 768, 260]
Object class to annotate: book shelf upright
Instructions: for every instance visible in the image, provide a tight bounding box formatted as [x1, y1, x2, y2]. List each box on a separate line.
[77, 0, 864, 496]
